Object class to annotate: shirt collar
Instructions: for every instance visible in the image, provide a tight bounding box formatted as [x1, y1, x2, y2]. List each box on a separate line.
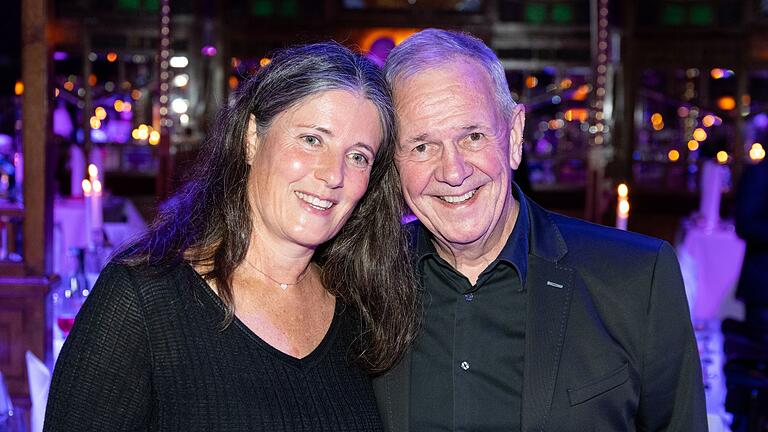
[414, 182, 530, 289]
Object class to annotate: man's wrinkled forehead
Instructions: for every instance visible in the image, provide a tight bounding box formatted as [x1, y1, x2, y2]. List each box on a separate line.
[389, 54, 486, 90]
[391, 62, 502, 132]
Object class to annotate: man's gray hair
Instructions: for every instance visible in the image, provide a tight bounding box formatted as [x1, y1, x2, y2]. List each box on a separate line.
[384, 28, 516, 119]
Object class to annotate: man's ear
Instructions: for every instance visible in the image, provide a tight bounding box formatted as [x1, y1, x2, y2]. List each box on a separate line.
[508, 104, 526, 170]
[245, 114, 259, 165]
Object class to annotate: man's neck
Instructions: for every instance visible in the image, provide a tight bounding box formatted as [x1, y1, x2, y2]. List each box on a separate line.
[432, 197, 520, 285]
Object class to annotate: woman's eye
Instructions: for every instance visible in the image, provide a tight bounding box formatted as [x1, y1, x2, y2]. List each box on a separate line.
[468, 132, 483, 141]
[413, 143, 427, 153]
[348, 153, 370, 168]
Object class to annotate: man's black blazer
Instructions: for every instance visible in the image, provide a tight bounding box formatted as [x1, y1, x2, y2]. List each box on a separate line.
[374, 192, 708, 431]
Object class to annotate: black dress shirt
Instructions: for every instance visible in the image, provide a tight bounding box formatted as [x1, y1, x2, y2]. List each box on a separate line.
[410, 196, 530, 432]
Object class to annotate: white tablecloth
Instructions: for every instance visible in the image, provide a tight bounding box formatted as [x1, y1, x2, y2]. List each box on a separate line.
[677, 221, 746, 321]
[53, 197, 146, 274]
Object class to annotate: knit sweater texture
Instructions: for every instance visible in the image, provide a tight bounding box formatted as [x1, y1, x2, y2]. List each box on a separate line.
[43, 261, 383, 431]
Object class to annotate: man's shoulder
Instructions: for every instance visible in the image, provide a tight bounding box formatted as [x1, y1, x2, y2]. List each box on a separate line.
[536, 205, 665, 256]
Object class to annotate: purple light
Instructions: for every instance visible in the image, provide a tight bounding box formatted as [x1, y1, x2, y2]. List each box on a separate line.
[201, 45, 217, 57]
[754, 112, 768, 129]
[53, 51, 68, 61]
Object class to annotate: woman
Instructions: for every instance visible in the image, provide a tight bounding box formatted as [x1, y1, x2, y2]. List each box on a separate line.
[44, 42, 419, 431]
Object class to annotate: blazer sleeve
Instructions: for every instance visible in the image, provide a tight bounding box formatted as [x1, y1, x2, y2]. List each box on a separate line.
[636, 242, 708, 432]
[44, 263, 154, 431]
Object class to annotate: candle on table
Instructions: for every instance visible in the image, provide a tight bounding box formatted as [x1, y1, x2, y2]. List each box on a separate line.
[616, 183, 630, 231]
[92, 179, 103, 233]
[88, 164, 103, 241]
[82, 179, 93, 248]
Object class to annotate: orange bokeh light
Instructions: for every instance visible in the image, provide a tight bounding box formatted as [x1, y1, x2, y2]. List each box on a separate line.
[357, 28, 420, 53]
[717, 96, 736, 111]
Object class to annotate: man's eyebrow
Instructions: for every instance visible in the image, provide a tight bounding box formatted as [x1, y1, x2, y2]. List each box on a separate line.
[406, 133, 430, 144]
[462, 124, 483, 131]
[297, 124, 334, 137]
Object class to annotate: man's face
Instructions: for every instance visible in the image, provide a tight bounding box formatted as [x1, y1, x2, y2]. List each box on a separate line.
[393, 61, 525, 251]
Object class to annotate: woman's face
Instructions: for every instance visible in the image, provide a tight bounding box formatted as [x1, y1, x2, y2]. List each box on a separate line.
[246, 90, 383, 250]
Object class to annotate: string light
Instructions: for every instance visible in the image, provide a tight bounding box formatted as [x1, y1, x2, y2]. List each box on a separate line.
[693, 128, 707, 141]
[716, 151, 728, 164]
[717, 96, 736, 111]
[749, 143, 765, 161]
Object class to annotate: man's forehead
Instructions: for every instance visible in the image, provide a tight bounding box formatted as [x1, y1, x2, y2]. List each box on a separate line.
[395, 61, 490, 90]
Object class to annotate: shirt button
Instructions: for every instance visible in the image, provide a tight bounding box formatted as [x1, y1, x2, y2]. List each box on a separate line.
[464, 293, 474, 302]
[460, 361, 470, 371]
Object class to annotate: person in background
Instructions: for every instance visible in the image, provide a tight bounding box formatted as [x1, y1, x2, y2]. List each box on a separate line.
[374, 28, 707, 431]
[44, 42, 419, 432]
[735, 157, 768, 331]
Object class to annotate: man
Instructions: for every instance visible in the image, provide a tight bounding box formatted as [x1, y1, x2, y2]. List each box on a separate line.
[374, 29, 707, 431]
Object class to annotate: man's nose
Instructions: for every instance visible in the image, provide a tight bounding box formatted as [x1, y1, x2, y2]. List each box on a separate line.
[314, 153, 345, 189]
[436, 145, 472, 186]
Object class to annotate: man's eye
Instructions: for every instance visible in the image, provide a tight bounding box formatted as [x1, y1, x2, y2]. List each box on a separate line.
[469, 132, 483, 141]
[302, 136, 320, 146]
[413, 143, 427, 153]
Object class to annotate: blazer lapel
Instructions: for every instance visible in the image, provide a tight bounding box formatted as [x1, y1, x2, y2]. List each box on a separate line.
[373, 351, 411, 432]
[521, 256, 574, 432]
[520, 194, 574, 432]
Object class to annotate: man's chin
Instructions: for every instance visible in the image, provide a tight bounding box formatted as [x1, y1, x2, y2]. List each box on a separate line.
[431, 228, 489, 249]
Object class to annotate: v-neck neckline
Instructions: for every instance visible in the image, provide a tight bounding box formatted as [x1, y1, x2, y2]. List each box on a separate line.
[187, 263, 342, 370]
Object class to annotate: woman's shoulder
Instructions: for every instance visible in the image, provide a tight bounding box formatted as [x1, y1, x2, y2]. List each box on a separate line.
[94, 259, 196, 306]
[101, 258, 185, 283]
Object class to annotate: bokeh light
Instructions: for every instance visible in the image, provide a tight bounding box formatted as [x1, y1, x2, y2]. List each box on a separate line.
[668, 149, 680, 161]
[716, 151, 729, 164]
[693, 128, 708, 141]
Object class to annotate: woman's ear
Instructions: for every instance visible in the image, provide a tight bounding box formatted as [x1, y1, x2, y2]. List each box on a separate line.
[245, 114, 259, 165]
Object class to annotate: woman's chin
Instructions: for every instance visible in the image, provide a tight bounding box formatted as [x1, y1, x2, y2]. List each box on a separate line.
[285, 228, 341, 250]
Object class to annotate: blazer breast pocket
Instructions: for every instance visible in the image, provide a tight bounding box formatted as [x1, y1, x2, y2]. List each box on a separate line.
[567, 362, 630, 406]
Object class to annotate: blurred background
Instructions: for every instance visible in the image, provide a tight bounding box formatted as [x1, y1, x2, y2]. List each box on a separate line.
[1, 1, 768, 431]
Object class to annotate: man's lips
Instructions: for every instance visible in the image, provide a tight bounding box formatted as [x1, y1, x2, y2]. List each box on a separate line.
[434, 187, 480, 204]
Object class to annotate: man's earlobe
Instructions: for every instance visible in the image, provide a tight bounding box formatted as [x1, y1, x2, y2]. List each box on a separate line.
[508, 104, 526, 169]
